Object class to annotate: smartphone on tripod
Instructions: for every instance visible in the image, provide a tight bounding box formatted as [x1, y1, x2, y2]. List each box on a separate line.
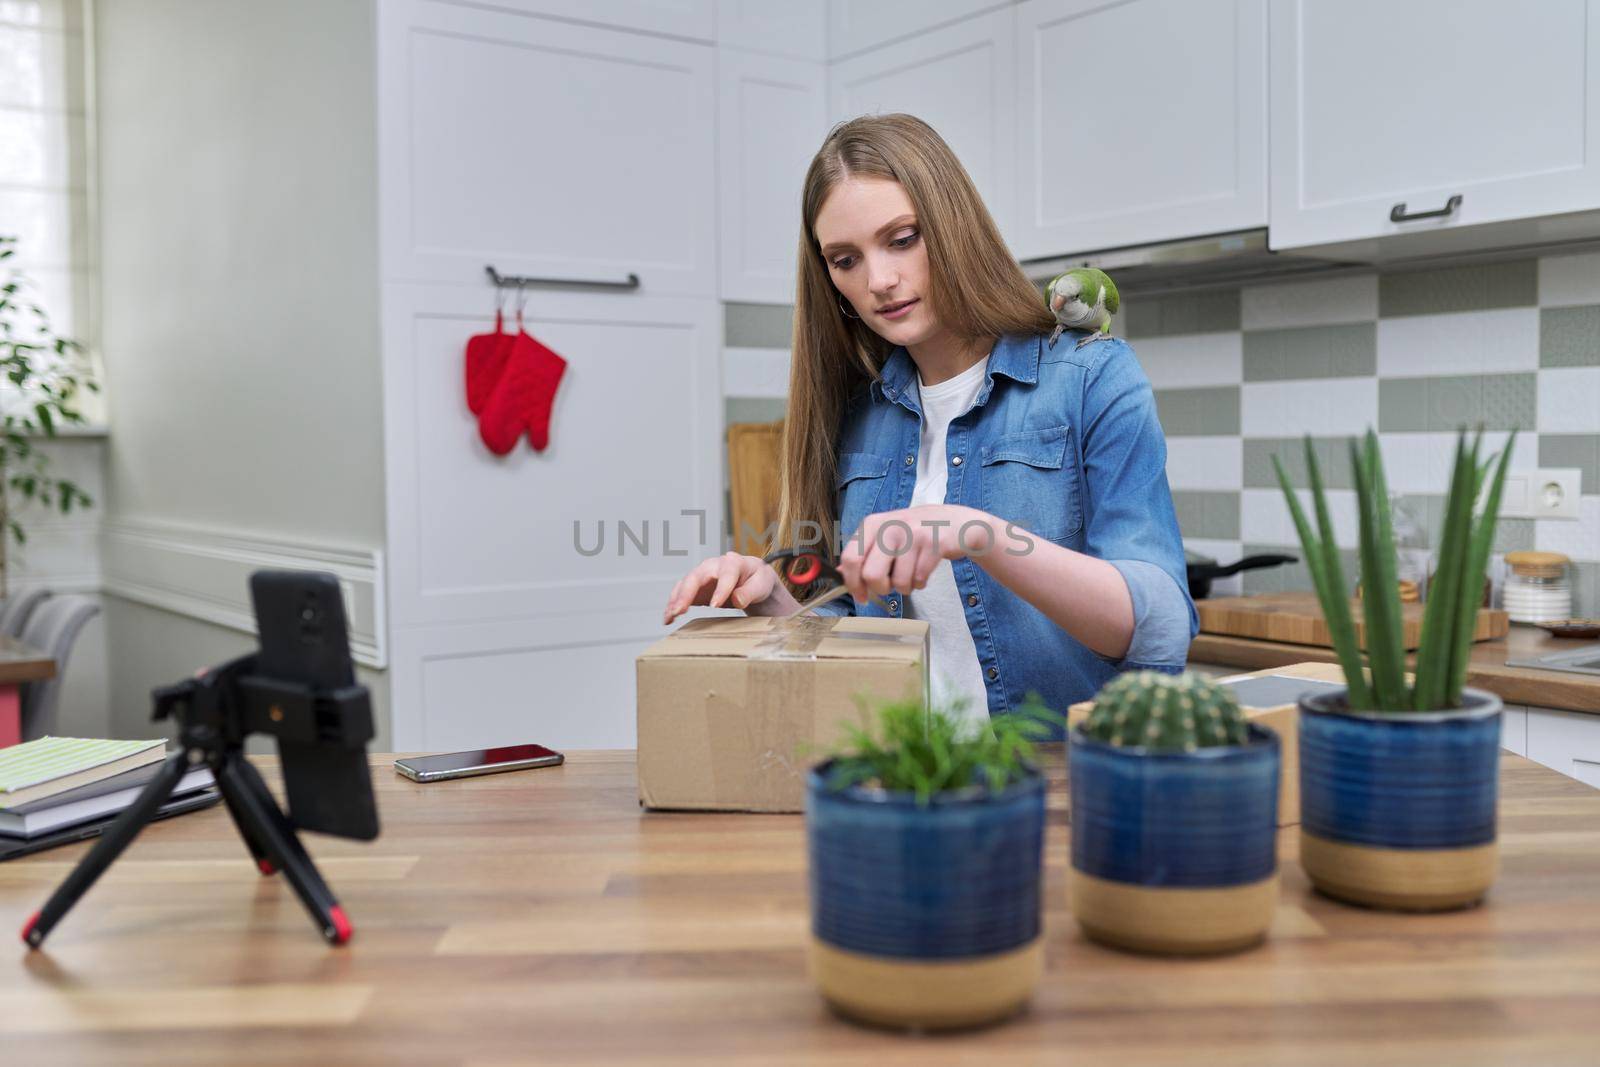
[251, 571, 379, 841]
[25, 569, 381, 948]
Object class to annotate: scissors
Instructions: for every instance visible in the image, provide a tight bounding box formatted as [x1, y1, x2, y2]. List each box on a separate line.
[762, 547, 891, 618]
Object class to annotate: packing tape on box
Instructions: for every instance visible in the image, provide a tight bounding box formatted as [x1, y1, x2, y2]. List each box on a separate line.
[704, 615, 920, 809]
[667, 614, 922, 662]
[706, 656, 817, 809]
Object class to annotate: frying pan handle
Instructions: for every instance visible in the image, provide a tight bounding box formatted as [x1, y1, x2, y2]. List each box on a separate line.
[1207, 553, 1298, 578]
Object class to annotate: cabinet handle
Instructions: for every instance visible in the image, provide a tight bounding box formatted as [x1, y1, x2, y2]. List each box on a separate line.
[1389, 195, 1463, 223]
[485, 264, 641, 292]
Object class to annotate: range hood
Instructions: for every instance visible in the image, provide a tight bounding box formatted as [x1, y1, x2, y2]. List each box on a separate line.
[1022, 228, 1358, 295]
[1023, 226, 1600, 295]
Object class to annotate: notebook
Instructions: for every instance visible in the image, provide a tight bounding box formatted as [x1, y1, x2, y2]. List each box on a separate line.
[0, 766, 215, 838]
[2, 759, 168, 815]
[0, 737, 168, 810]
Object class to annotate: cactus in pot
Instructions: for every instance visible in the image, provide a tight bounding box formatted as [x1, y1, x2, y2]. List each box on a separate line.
[1070, 671, 1280, 956]
[1083, 670, 1250, 750]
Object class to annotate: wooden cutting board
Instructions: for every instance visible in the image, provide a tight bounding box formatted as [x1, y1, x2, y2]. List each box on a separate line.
[1197, 591, 1509, 651]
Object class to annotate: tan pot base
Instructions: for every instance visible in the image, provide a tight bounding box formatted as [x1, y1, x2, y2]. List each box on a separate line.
[1069, 868, 1278, 956]
[808, 936, 1042, 1031]
[1299, 830, 1497, 912]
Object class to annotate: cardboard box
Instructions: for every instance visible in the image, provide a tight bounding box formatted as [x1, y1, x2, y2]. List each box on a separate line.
[1066, 662, 1353, 827]
[636, 614, 930, 813]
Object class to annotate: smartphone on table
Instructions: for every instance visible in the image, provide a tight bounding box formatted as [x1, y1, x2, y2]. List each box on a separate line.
[395, 744, 564, 783]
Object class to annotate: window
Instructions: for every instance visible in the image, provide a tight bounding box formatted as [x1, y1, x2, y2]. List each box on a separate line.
[0, 0, 98, 421]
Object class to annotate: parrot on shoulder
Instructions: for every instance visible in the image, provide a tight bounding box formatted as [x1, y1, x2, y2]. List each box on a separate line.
[1046, 268, 1120, 349]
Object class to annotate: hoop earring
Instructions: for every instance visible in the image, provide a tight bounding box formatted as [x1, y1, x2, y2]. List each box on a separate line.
[837, 294, 860, 320]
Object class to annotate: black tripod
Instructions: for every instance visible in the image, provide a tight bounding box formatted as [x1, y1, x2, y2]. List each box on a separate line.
[21, 653, 373, 948]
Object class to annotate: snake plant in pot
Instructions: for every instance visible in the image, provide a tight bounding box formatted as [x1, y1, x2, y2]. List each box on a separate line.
[1273, 427, 1515, 911]
[805, 695, 1054, 1031]
[1069, 671, 1281, 955]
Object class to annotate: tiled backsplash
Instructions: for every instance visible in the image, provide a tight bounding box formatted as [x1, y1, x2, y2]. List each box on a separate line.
[1136, 252, 1600, 612]
[721, 250, 1600, 614]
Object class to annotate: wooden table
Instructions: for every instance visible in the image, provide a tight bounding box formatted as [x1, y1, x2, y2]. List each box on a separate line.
[2, 750, 1598, 1066]
[0, 634, 55, 746]
[1192, 622, 1600, 714]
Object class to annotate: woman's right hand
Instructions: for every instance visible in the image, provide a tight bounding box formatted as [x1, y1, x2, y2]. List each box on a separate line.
[662, 551, 801, 625]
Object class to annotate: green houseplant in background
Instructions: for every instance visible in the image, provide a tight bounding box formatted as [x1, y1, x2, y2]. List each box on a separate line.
[1068, 671, 1281, 955]
[0, 236, 98, 597]
[805, 695, 1054, 1030]
[1273, 426, 1515, 911]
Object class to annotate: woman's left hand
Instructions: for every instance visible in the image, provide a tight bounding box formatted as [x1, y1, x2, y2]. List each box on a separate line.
[837, 504, 994, 602]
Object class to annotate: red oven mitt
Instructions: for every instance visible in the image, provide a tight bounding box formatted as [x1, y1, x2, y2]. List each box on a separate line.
[465, 310, 512, 416]
[477, 330, 568, 455]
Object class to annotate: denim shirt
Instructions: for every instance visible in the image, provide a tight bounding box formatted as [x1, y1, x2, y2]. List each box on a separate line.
[813, 328, 1197, 728]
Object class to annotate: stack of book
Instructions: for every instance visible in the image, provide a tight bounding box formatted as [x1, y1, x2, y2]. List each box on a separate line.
[0, 736, 216, 840]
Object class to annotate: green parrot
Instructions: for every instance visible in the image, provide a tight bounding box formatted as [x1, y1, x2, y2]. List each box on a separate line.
[1045, 268, 1120, 349]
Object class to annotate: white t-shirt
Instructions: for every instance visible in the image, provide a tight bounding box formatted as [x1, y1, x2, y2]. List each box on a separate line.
[906, 354, 992, 730]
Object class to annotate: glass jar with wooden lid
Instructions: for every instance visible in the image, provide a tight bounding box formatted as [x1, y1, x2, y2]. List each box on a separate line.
[1502, 551, 1572, 623]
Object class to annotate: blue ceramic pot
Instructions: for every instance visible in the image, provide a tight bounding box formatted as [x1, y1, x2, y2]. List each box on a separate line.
[1068, 723, 1281, 955]
[1298, 686, 1502, 911]
[805, 760, 1045, 1030]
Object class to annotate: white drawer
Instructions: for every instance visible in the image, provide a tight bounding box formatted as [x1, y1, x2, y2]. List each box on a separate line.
[1526, 707, 1600, 787]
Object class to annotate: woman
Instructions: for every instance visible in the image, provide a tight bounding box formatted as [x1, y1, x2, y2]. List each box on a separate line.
[663, 114, 1195, 727]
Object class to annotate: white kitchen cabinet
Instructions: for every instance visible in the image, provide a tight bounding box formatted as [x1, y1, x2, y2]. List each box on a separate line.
[1269, 0, 1600, 254]
[378, 0, 717, 296]
[1013, 0, 1266, 260]
[830, 7, 1018, 241]
[380, 281, 723, 748]
[716, 48, 828, 304]
[1501, 703, 1528, 757]
[830, 0, 1010, 60]
[1526, 706, 1600, 788]
[377, 1, 725, 749]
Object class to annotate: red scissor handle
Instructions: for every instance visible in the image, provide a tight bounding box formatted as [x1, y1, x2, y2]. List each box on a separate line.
[783, 552, 823, 586]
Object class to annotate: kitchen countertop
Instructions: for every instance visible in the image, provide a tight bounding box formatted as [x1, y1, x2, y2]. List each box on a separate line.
[1191, 617, 1600, 714]
[2, 750, 1598, 1065]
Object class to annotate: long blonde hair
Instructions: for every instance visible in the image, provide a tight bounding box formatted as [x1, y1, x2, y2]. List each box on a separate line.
[776, 113, 1053, 567]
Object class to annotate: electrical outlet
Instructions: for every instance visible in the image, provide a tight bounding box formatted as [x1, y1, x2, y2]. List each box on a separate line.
[1498, 468, 1582, 520]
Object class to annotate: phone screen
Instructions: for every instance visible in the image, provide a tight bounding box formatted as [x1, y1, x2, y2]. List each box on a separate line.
[404, 745, 562, 774]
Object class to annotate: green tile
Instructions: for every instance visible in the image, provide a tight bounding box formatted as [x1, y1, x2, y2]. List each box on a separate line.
[1242, 323, 1376, 381]
[1576, 561, 1600, 617]
[1419, 495, 1534, 553]
[1539, 434, 1600, 495]
[1243, 437, 1358, 489]
[1477, 374, 1536, 432]
[724, 303, 794, 349]
[1171, 490, 1240, 540]
[1378, 374, 1534, 433]
[1495, 518, 1536, 553]
[724, 397, 786, 426]
[1378, 260, 1537, 317]
[1121, 288, 1240, 338]
[1540, 305, 1600, 368]
[1378, 378, 1429, 432]
[1428, 376, 1482, 430]
[1240, 542, 1358, 596]
[1153, 386, 1240, 436]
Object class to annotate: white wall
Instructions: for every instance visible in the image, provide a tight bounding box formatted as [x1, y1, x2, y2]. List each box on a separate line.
[94, 0, 388, 740]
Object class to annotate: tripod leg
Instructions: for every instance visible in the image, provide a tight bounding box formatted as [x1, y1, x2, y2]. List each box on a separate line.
[22, 750, 191, 949]
[218, 776, 278, 876]
[215, 754, 352, 945]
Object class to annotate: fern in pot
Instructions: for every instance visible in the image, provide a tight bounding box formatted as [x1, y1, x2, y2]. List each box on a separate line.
[1274, 427, 1514, 911]
[805, 696, 1054, 1031]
